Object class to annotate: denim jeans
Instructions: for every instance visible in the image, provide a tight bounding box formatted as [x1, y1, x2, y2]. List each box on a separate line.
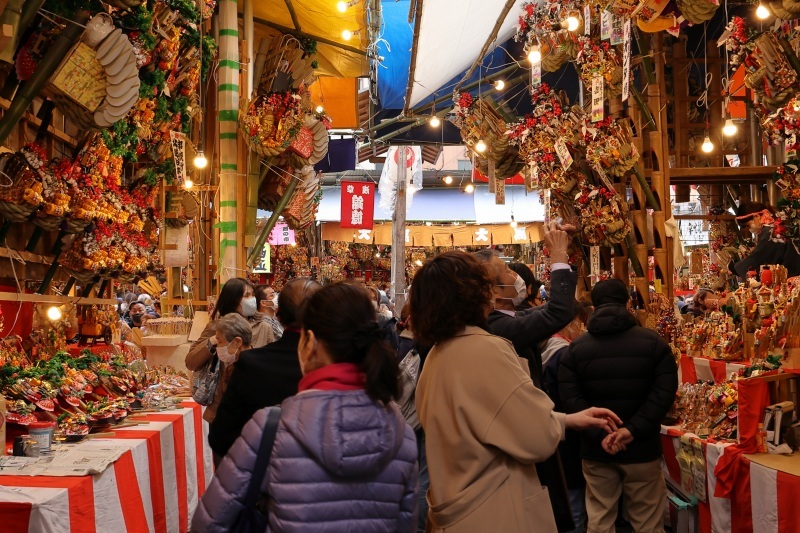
[565, 487, 586, 533]
[416, 430, 429, 533]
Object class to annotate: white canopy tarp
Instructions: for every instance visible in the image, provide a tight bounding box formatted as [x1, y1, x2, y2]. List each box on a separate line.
[407, 0, 526, 108]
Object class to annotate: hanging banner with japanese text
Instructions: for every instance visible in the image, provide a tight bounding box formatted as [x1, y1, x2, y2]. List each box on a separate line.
[340, 180, 375, 229]
[268, 223, 296, 245]
[169, 131, 188, 183]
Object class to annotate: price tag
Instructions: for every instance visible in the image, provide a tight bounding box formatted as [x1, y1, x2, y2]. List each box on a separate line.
[555, 139, 573, 169]
[531, 61, 541, 87]
[591, 76, 604, 123]
[601, 11, 612, 40]
[585, 5, 591, 35]
[622, 18, 631, 101]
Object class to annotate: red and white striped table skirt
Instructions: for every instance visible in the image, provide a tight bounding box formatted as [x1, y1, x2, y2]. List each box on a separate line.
[0, 401, 213, 533]
[679, 355, 747, 384]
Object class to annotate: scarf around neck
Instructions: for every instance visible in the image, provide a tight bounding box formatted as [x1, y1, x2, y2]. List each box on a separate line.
[298, 362, 366, 393]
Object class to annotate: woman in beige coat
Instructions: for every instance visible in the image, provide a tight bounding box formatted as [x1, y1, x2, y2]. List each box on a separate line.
[185, 277, 274, 423]
[410, 249, 620, 532]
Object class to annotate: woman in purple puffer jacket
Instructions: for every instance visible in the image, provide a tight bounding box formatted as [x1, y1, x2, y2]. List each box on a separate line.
[192, 282, 419, 532]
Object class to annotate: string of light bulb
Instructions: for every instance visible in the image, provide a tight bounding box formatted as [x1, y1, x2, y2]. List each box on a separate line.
[337, 0, 359, 12]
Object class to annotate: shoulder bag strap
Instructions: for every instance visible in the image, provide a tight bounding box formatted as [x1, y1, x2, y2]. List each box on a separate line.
[242, 407, 282, 509]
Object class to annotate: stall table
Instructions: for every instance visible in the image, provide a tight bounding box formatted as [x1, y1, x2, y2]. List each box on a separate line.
[0, 401, 212, 533]
[661, 426, 800, 533]
[679, 355, 747, 384]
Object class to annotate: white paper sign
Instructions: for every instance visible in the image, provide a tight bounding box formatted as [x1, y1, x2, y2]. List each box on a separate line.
[611, 16, 624, 45]
[591, 76, 604, 123]
[555, 139, 573, 170]
[601, 11, 612, 40]
[531, 62, 541, 87]
[169, 131, 188, 183]
[543, 189, 552, 222]
[590, 245, 601, 285]
[585, 5, 591, 35]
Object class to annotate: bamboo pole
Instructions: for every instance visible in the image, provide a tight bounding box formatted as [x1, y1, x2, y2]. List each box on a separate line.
[391, 147, 408, 311]
[246, 177, 299, 267]
[0, 10, 88, 144]
[283, 0, 301, 31]
[401, 0, 425, 115]
[453, 0, 518, 94]
[253, 18, 366, 56]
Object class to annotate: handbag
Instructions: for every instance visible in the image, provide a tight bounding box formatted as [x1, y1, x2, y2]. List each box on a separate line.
[231, 407, 282, 532]
[191, 354, 221, 406]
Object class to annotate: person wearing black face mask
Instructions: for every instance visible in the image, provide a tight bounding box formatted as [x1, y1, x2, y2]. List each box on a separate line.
[125, 302, 152, 328]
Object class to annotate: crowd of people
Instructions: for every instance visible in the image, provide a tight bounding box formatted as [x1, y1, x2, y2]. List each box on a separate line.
[189, 221, 679, 533]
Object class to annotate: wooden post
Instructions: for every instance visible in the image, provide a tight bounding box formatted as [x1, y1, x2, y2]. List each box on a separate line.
[391, 146, 408, 313]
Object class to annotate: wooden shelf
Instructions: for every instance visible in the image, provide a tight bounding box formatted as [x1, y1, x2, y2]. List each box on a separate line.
[0, 292, 117, 306]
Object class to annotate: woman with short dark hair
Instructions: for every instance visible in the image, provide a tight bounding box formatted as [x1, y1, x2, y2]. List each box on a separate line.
[194, 282, 418, 532]
[410, 251, 620, 532]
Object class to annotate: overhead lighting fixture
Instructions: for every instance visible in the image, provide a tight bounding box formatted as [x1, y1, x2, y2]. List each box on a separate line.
[315, 105, 324, 113]
[342, 29, 360, 41]
[756, 3, 770, 18]
[337, 0, 357, 12]
[414, 259, 423, 267]
[527, 46, 541, 65]
[723, 119, 737, 137]
[563, 15, 580, 32]
[47, 306, 62, 321]
[429, 115, 441, 128]
[193, 147, 208, 169]
[510, 215, 518, 229]
[184, 178, 194, 190]
[442, 175, 453, 185]
[464, 183, 475, 193]
[494, 79, 505, 91]
[475, 139, 487, 153]
[701, 135, 714, 153]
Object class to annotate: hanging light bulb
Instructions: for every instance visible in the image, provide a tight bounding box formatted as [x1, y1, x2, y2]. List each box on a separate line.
[425, 221, 433, 226]
[315, 105, 324, 113]
[494, 79, 505, 91]
[701, 135, 714, 153]
[342, 29, 359, 41]
[442, 175, 453, 185]
[464, 183, 475, 193]
[47, 306, 62, 321]
[510, 215, 518, 229]
[723, 119, 737, 137]
[475, 139, 487, 153]
[527, 46, 541, 64]
[756, 3, 770, 18]
[337, 0, 348, 12]
[415, 259, 423, 267]
[184, 178, 194, 190]
[375, 252, 381, 258]
[565, 16, 580, 32]
[429, 115, 441, 128]
[193, 149, 208, 169]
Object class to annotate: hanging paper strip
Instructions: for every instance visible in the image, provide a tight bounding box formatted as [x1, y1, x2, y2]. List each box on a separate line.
[555, 139, 573, 170]
[590, 245, 601, 285]
[601, 11, 612, 40]
[218, 0, 240, 279]
[623, 18, 631, 102]
[169, 131, 188, 183]
[611, 16, 624, 45]
[585, 5, 591, 35]
[591, 76, 604, 123]
[531, 61, 541, 87]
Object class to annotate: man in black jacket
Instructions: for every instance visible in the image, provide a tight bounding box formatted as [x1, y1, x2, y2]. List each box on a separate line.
[559, 278, 678, 533]
[208, 278, 321, 458]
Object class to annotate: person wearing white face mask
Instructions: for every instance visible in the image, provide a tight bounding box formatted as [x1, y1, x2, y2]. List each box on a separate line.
[254, 284, 283, 340]
[186, 277, 275, 424]
[208, 313, 253, 465]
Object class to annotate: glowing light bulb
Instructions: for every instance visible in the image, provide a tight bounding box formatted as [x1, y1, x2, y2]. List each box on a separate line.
[337, 0, 348, 12]
[756, 3, 770, 18]
[425, 221, 432, 226]
[443, 175, 453, 185]
[510, 216, 518, 229]
[415, 259, 423, 267]
[429, 115, 441, 128]
[475, 139, 487, 153]
[47, 306, 62, 321]
[375, 252, 381, 258]
[342, 29, 353, 40]
[723, 119, 737, 137]
[464, 183, 475, 193]
[494, 80, 505, 91]
[184, 178, 194, 189]
[193, 151, 207, 169]
[566, 16, 580, 31]
[701, 136, 714, 153]
[315, 105, 324, 113]
[528, 47, 541, 64]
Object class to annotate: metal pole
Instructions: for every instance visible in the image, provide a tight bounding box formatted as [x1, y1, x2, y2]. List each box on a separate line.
[391, 147, 408, 313]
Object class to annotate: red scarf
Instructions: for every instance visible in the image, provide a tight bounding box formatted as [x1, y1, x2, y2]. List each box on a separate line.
[298, 362, 366, 392]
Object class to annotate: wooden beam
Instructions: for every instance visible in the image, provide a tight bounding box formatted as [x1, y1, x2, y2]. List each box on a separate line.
[0, 246, 53, 265]
[283, 0, 301, 32]
[453, 0, 518, 94]
[402, 0, 424, 115]
[0, 97, 78, 146]
[0, 292, 117, 305]
[666, 166, 778, 179]
[253, 17, 366, 56]
[673, 214, 735, 221]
